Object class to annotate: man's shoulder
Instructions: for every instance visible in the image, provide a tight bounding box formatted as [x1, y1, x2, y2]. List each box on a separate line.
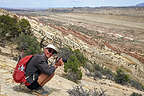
[33, 54, 46, 61]
[34, 54, 42, 57]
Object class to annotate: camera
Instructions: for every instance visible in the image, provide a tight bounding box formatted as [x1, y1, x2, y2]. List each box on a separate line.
[56, 56, 67, 63]
[55, 47, 72, 63]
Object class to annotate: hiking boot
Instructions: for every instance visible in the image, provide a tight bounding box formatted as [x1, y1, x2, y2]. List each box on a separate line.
[31, 87, 49, 95]
[19, 83, 28, 90]
[17, 83, 31, 92]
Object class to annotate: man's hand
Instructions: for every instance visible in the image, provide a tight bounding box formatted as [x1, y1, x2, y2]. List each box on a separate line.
[54, 58, 64, 68]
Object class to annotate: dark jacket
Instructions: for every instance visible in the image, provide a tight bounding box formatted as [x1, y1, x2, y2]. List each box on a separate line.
[25, 54, 56, 83]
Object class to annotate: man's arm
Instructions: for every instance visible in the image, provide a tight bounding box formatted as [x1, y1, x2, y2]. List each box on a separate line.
[54, 58, 64, 68]
[38, 62, 56, 76]
[37, 57, 64, 76]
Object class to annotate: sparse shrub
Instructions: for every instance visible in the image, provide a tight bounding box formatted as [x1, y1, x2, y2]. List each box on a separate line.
[113, 69, 144, 91]
[39, 18, 64, 26]
[66, 25, 98, 37]
[102, 68, 115, 80]
[66, 70, 82, 82]
[114, 68, 130, 85]
[93, 63, 103, 71]
[85, 62, 115, 80]
[67, 86, 90, 96]
[130, 92, 142, 96]
[93, 64, 115, 79]
[67, 86, 106, 96]
[105, 73, 115, 80]
[92, 88, 107, 96]
[93, 71, 103, 80]
[84, 61, 95, 72]
[129, 79, 144, 91]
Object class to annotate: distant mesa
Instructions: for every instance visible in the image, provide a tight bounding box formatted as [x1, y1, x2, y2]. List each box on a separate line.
[136, 3, 144, 7]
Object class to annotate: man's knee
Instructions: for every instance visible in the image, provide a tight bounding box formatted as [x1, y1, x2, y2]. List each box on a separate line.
[39, 73, 54, 78]
[37, 73, 54, 84]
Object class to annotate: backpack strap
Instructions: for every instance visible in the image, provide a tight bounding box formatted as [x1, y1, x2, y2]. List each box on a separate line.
[24, 55, 33, 74]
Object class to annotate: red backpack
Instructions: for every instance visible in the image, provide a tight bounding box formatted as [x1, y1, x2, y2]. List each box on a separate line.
[13, 55, 33, 86]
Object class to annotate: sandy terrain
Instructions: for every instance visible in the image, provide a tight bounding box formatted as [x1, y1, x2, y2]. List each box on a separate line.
[47, 13, 144, 29]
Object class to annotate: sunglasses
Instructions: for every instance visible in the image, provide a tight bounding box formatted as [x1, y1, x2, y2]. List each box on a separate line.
[47, 48, 57, 54]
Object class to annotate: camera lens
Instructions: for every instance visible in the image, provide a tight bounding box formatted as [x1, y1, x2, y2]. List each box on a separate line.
[56, 57, 67, 63]
[62, 58, 67, 63]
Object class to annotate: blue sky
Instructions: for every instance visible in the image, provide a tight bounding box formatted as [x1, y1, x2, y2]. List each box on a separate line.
[0, 0, 144, 8]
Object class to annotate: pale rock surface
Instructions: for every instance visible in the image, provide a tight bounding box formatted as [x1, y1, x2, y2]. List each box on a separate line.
[0, 54, 77, 96]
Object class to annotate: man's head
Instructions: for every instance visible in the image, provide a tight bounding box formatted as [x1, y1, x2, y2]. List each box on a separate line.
[44, 44, 58, 58]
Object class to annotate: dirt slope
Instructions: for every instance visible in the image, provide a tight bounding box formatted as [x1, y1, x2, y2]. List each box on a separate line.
[0, 43, 144, 96]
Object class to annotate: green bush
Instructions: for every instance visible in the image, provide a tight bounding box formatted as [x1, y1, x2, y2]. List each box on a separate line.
[64, 55, 80, 72]
[64, 55, 82, 82]
[73, 49, 87, 66]
[0, 15, 20, 40]
[64, 49, 87, 82]
[130, 92, 142, 96]
[18, 19, 32, 35]
[115, 68, 130, 85]
[16, 33, 41, 56]
[0, 15, 32, 40]
[0, 15, 41, 55]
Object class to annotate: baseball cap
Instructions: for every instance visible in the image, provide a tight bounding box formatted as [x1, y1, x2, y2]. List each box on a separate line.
[45, 44, 58, 54]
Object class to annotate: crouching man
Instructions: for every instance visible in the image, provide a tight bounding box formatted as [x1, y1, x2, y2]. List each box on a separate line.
[25, 44, 64, 92]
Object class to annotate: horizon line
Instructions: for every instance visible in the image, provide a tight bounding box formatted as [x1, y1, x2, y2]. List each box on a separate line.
[1, 5, 143, 10]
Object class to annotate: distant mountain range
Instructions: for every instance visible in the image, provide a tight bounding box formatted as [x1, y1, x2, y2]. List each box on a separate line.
[1, 3, 144, 12]
[136, 3, 144, 6]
